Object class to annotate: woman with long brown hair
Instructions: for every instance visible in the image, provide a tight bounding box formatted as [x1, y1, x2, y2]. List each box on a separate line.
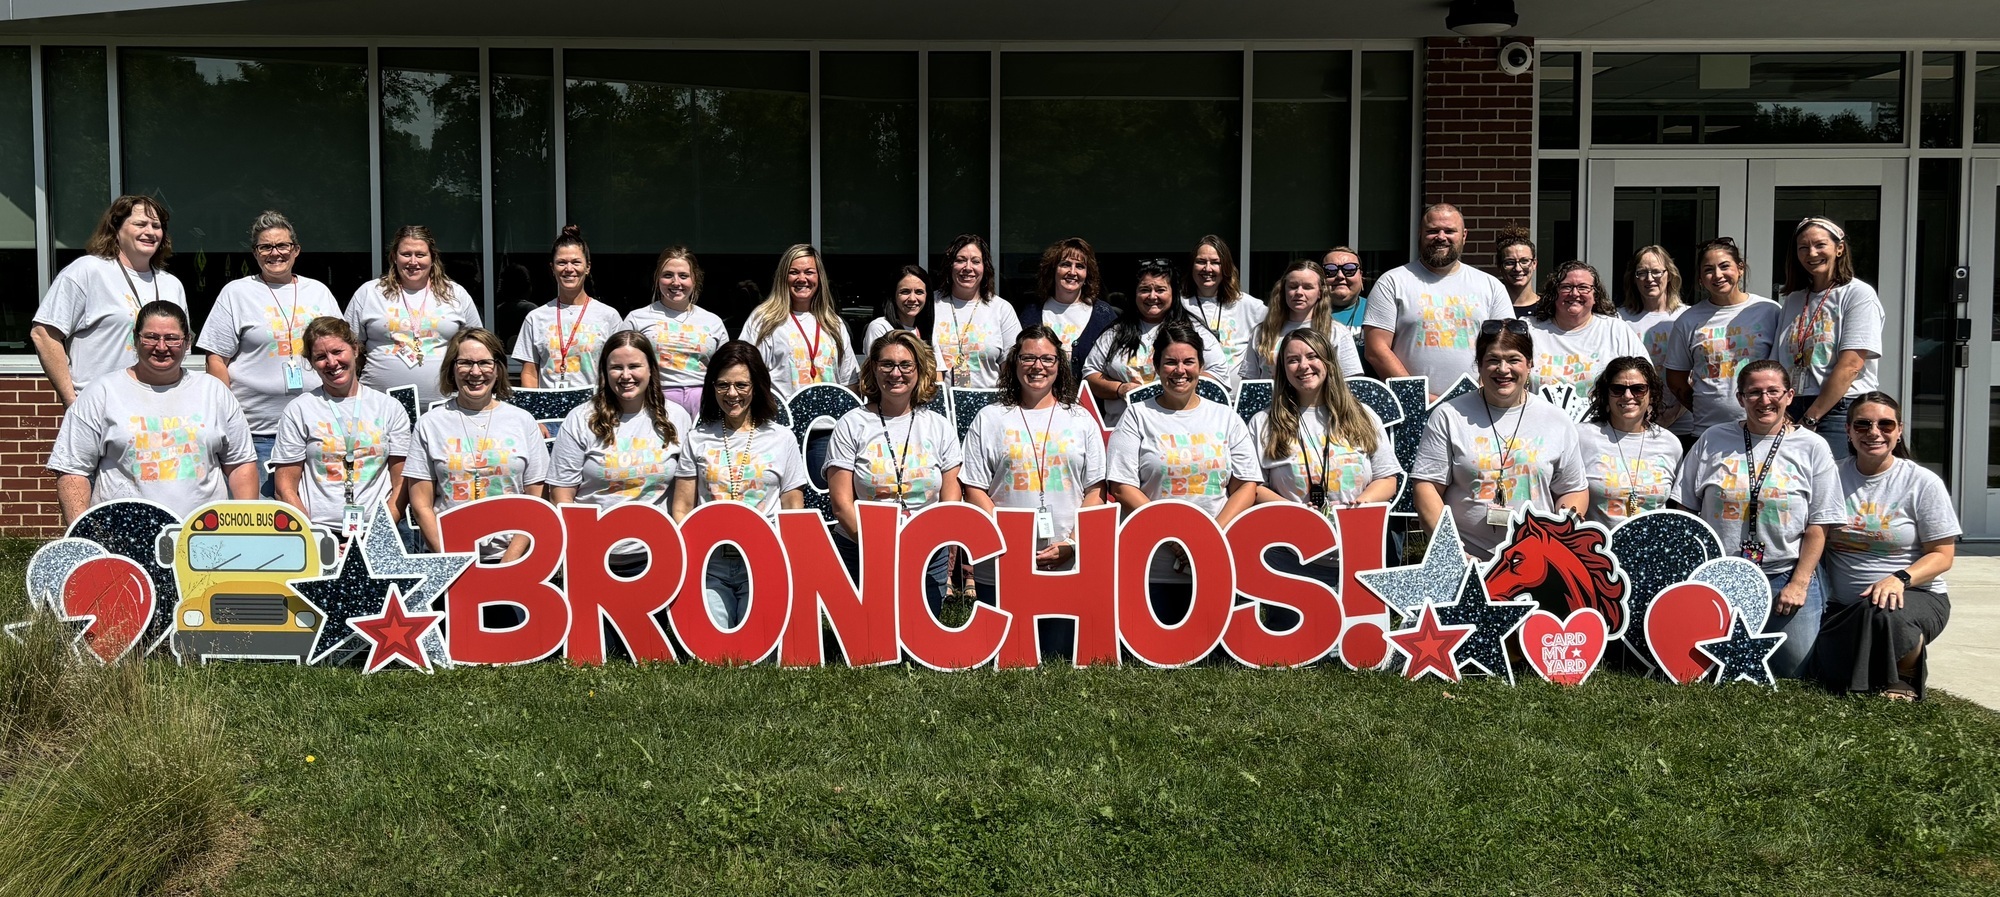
[346, 224, 483, 407]
[32, 194, 188, 407]
[548, 329, 694, 575]
[1773, 217, 1885, 460]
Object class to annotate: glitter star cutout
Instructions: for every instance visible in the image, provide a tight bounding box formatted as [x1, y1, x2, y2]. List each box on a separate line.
[1384, 374, 1477, 517]
[349, 502, 475, 668]
[1432, 569, 1536, 683]
[350, 587, 444, 673]
[1357, 512, 1470, 622]
[290, 526, 419, 666]
[1388, 602, 1475, 683]
[1696, 614, 1787, 689]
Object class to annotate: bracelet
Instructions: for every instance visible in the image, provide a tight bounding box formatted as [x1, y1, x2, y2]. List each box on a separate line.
[1892, 569, 1912, 586]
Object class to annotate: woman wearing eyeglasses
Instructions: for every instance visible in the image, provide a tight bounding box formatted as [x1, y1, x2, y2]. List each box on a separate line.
[1673, 360, 1842, 678]
[961, 327, 1107, 620]
[1243, 260, 1362, 381]
[346, 224, 483, 409]
[670, 341, 809, 628]
[1773, 217, 1885, 460]
[49, 300, 258, 523]
[1494, 227, 1540, 318]
[1617, 245, 1688, 433]
[1024, 237, 1119, 379]
[1108, 320, 1262, 626]
[933, 234, 1021, 388]
[1182, 235, 1266, 383]
[1412, 317, 1587, 561]
[32, 195, 188, 409]
[1817, 391, 1957, 701]
[1528, 261, 1647, 402]
[1575, 356, 1682, 529]
[825, 330, 963, 617]
[406, 328, 549, 562]
[1665, 238, 1777, 451]
[511, 226, 626, 392]
[1083, 258, 1228, 426]
[621, 246, 731, 418]
[548, 330, 695, 576]
[198, 211, 342, 497]
[863, 265, 936, 354]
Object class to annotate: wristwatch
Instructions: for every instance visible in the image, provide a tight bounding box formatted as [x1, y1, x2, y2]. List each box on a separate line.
[1892, 569, 1913, 586]
[1802, 415, 1821, 429]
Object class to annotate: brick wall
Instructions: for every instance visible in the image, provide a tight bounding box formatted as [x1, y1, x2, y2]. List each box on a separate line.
[0, 375, 66, 538]
[1424, 36, 1535, 271]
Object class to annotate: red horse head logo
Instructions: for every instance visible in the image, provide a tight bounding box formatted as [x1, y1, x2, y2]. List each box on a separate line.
[1484, 509, 1629, 637]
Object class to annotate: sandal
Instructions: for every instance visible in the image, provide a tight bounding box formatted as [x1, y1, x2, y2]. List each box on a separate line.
[1881, 681, 1920, 702]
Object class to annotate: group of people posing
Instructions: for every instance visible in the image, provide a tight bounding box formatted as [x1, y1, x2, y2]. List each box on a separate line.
[34, 196, 1952, 699]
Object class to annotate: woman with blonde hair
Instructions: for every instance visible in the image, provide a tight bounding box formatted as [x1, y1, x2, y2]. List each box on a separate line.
[346, 224, 483, 407]
[1243, 259, 1361, 381]
[622, 245, 730, 418]
[1619, 244, 1687, 430]
[743, 244, 857, 488]
[32, 194, 188, 407]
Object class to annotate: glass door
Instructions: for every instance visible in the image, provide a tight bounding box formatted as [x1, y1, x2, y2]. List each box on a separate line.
[1962, 159, 1999, 536]
[1585, 160, 1748, 292]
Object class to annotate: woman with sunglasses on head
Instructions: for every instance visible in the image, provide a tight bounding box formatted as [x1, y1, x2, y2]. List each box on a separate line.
[405, 328, 549, 563]
[512, 226, 625, 394]
[1773, 217, 1885, 460]
[1576, 356, 1682, 529]
[1182, 235, 1266, 383]
[1024, 237, 1119, 379]
[1107, 320, 1262, 627]
[1083, 258, 1228, 426]
[271, 317, 412, 541]
[1665, 237, 1778, 451]
[1494, 227, 1541, 319]
[1617, 245, 1688, 431]
[961, 327, 1107, 633]
[347, 224, 483, 409]
[933, 234, 1021, 388]
[49, 301, 257, 524]
[1412, 317, 1587, 561]
[669, 341, 809, 629]
[825, 330, 963, 618]
[1816, 391, 1957, 701]
[548, 330, 695, 577]
[33, 195, 188, 409]
[199, 211, 343, 497]
[1673, 360, 1842, 678]
[1528, 261, 1647, 401]
[1243, 260, 1362, 381]
[621, 246, 730, 419]
[863, 265, 936, 354]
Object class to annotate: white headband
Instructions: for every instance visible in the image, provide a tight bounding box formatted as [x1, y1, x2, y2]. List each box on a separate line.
[1796, 216, 1846, 243]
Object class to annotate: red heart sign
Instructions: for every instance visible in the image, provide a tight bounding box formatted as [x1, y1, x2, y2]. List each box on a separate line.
[1520, 608, 1607, 686]
[60, 555, 155, 663]
[1644, 582, 1734, 684]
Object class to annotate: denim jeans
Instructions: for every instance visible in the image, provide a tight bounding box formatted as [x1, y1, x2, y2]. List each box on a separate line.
[834, 531, 948, 619]
[252, 432, 278, 498]
[806, 430, 832, 491]
[1788, 395, 1854, 462]
[702, 547, 752, 630]
[1764, 567, 1826, 679]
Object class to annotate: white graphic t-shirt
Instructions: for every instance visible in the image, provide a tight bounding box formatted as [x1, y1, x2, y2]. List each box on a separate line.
[932, 295, 1023, 388]
[1041, 299, 1097, 353]
[34, 255, 189, 394]
[47, 371, 255, 519]
[198, 275, 343, 433]
[1528, 313, 1649, 400]
[1663, 297, 1780, 433]
[1361, 261, 1513, 391]
[1241, 319, 1364, 382]
[510, 298, 627, 389]
[1107, 397, 1263, 582]
[407, 399, 550, 535]
[685, 420, 811, 518]
[1824, 457, 1960, 602]
[1772, 280, 1885, 398]
[824, 406, 963, 536]
[1618, 306, 1689, 434]
[1182, 291, 1268, 381]
[1081, 320, 1231, 425]
[1575, 422, 1683, 529]
[1411, 392, 1587, 560]
[622, 302, 730, 389]
[345, 281, 483, 407]
[960, 402, 1108, 583]
[270, 386, 413, 527]
[1674, 424, 1844, 575]
[548, 401, 694, 561]
[748, 311, 860, 399]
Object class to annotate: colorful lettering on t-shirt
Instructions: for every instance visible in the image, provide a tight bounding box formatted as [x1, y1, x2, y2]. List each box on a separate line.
[602, 435, 677, 499]
[310, 418, 389, 485]
[647, 320, 711, 375]
[858, 442, 943, 507]
[537, 319, 608, 378]
[126, 413, 207, 483]
[261, 303, 317, 360]
[1417, 292, 1484, 350]
[701, 442, 777, 507]
[386, 303, 448, 364]
[1832, 499, 1902, 557]
[1786, 294, 1839, 374]
[787, 327, 841, 386]
[1716, 456, 1801, 528]
[1002, 425, 1078, 494]
[1472, 434, 1547, 505]
[1701, 321, 1766, 381]
[1158, 432, 1228, 497]
[1595, 452, 1674, 519]
[940, 318, 1000, 383]
[441, 436, 522, 503]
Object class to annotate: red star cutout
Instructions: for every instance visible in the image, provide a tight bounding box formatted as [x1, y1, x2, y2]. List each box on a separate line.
[350, 587, 443, 673]
[1388, 602, 1475, 683]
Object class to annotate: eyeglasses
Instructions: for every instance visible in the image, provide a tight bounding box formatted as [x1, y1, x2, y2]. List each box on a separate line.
[1851, 418, 1900, 433]
[453, 359, 497, 371]
[1635, 269, 1668, 281]
[138, 333, 186, 346]
[253, 241, 298, 255]
[1017, 354, 1060, 368]
[1556, 283, 1596, 296]
[1607, 382, 1651, 397]
[876, 361, 917, 374]
[1737, 387, 1788, 400]
[1499, 259, 1535, 270]
[1323, 262, 1360, 277]
[712, 382, 754, 395]
[1479, 318, 1530, 336]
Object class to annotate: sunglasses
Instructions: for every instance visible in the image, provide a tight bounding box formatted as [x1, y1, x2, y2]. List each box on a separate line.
[1137, 257, 1174, 271]
[1323, 262, 1360, 277]
[1480, 318, 1530, 336]
[1851, 418, 1900, 433]
[1607, 382, 1650, 397]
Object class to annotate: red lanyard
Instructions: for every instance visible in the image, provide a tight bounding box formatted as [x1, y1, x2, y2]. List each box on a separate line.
[790, 313, 823, 379]
[555, 297, 590, 367]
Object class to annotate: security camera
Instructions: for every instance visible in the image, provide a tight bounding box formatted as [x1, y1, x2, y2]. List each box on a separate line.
[1499, 42, 1533, 77]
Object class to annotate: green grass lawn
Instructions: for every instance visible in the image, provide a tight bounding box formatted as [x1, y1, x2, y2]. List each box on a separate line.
[5, 538, 2000, 895]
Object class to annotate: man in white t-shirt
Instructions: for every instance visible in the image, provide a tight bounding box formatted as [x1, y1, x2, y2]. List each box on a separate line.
[1361, 203, 1513, 399]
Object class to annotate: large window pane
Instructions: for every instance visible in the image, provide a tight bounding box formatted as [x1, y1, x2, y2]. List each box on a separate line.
[1920, 52, 1961, 149]
[1909, 159, 1957, 478]
[1248, 50, 1349, 293]
[1974, 53, 2000, 144]
[1538, 51, 1579, 151]
[121, 47, 371, 323]
[1592, 53, 1904, 145]
[380, 47, 483, 313]
[822, 51, 916, 323]
[1769, 186, 1880, 299]
[1613, 186, 1716, 306]
[1000, 51, 1241, 301]
[0, 47, 34, 351]
[44, 46, 108, 267]
[491, 48, 556, 350]
[1357, 51, 1415, 272]
[1536, 158, 1578, 271]
[929, 52, 989, 272]
[565, 49, 809, 331]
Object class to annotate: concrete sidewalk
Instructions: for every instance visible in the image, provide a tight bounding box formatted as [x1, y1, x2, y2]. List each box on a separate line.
[1923, 555, 1999, 710]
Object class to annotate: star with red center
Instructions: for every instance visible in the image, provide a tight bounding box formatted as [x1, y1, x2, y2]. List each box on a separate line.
[350, 586, 443, 673]
[1388, 602, 1475, 683]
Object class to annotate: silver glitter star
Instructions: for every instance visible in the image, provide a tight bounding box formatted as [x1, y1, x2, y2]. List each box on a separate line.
[354, 501, 475, 669]
[1357, 512, 1470, 622]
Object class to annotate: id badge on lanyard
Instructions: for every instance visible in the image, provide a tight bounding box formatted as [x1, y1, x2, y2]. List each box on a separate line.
[1485, 504, 1514, 527]
[284, 358, 307, 390]
[1034, 505, 1056, 542]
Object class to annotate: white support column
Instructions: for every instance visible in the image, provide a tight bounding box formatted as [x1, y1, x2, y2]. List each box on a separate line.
[809, 49, 821, 248]
[1239, 47, 1253, 264]
[31, 44, 50, 294]
[988, 50, 999, 255]
[1348, 50, 1363, 247]
[917, 50, 929, 265]
[553, 47, 567, 231]
[478, 47, 495, 321]
[105, 45, 119, 198]
[367, 46, 382, 265]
